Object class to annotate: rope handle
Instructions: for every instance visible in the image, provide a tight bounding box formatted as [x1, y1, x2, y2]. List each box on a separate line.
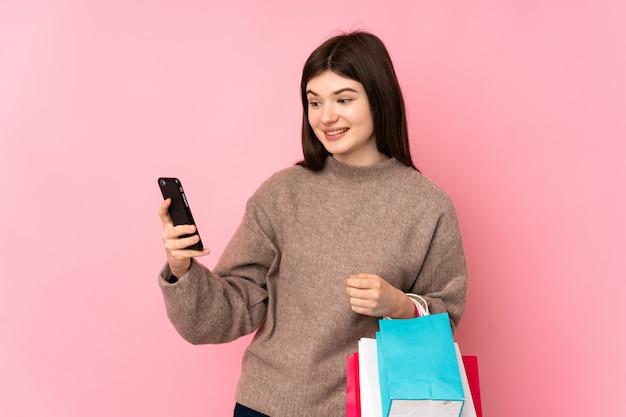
[406, 293, 430, 317]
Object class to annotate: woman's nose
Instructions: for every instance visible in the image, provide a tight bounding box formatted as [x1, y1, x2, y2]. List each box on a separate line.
[321, 104, 339, 124]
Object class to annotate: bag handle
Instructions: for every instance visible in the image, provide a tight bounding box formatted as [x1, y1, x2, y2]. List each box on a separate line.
[407, 293, 430, 317]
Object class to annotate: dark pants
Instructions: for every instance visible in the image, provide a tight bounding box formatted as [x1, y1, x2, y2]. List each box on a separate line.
[234, 403, 269, 417]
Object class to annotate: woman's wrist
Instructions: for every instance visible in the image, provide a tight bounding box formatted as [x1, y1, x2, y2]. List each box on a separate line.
[392, 293, 419, 319]
[170, 258, 193, 280]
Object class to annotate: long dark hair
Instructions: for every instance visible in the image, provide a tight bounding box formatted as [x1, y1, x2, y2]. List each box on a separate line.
[298, 31, 417, 171]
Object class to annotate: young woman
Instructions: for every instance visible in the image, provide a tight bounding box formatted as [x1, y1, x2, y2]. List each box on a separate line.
[158, 31, 467, 417]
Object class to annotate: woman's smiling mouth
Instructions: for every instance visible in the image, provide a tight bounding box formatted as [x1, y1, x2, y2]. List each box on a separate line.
[325, 128, 349, 137]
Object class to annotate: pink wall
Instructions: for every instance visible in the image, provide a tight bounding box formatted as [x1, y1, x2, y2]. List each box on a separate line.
[1, 1, 625, 416]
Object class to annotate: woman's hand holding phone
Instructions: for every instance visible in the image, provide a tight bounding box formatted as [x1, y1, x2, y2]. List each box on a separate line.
[159, 198, 210, 278]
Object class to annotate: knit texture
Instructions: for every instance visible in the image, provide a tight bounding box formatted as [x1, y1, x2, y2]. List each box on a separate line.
[159, 156, 468, 417]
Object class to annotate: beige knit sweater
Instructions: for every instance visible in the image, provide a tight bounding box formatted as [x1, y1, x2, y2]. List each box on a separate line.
[159, 156, 467, 416]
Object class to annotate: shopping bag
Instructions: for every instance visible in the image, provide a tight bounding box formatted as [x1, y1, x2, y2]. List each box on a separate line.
[358, 336, 478, 417]
[377, 313, 465, 417]
[358, 338, 383, 417]
[455, 344, 476, 417]
[347, 351, 361, 417]
[461, 356, 482, 417]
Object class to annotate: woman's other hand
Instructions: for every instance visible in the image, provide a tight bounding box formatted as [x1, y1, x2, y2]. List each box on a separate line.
[345, 273, 416, 318]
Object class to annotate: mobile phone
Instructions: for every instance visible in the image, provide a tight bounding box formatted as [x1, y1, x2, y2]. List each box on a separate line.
[158, 177, 203, 251]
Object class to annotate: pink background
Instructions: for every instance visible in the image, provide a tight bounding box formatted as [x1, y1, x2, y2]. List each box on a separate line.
[1, 1, 625, 416]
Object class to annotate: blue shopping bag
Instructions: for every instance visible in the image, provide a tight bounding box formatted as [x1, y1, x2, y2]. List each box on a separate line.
[376, 313, 465, 417]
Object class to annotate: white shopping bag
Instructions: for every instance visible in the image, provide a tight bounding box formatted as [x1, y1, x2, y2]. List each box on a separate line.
[358, 337, 383, 417]
[455, 343, 477, 417]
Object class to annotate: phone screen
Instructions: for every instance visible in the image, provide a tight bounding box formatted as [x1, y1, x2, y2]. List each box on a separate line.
[158, 177, 203, 251]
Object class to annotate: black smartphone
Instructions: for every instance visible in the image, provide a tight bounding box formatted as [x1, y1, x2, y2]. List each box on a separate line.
[158, 177, 203, 251]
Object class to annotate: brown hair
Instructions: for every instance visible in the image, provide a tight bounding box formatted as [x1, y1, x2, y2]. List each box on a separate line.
[298, 31, 417, 171]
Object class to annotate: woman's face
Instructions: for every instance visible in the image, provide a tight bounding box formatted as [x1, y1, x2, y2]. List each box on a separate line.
[306, 70, 386, 166]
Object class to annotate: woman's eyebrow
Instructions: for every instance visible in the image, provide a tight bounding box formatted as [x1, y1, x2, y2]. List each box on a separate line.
[305, 87, 359, 96]
[332, 87, 358, 95]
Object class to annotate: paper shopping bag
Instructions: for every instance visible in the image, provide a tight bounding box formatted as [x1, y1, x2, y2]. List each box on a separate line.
[455, 344, 476, 417]
[347, 352, 361, 417]
[461, 356, 482, 417]
[377, 313, 465, 417]
[358, 338, 383, 417]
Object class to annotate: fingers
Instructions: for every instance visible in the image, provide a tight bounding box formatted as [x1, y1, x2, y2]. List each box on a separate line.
[169, 246, 211, 261]
[162, 224, 197, 242]
[347, 292, 381, 317]
[159, 200, 200, 242]
[162, 225, 210, 256]
[346, 273, 382, 292]
[159, 199, 199, 241]
[345, 273, 399, 317]
[158, 198, 210, 277]
[345, 274, 382, 311]
[159, 198, 172, 219]
[163, 228, 211, 277]
[163, 227, 198, 249]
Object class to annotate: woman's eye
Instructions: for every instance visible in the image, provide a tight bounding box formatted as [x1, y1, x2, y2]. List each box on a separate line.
[308, 101, 321, 107]
[338, 98, 352, 104]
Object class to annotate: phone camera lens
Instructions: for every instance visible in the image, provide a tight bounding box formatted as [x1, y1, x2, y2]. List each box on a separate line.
[159, 179, 166, 186]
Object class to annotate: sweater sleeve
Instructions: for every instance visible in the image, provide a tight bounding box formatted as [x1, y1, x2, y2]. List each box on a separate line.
[411, 196, 468, 334]
[158, 194, 278, 345]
